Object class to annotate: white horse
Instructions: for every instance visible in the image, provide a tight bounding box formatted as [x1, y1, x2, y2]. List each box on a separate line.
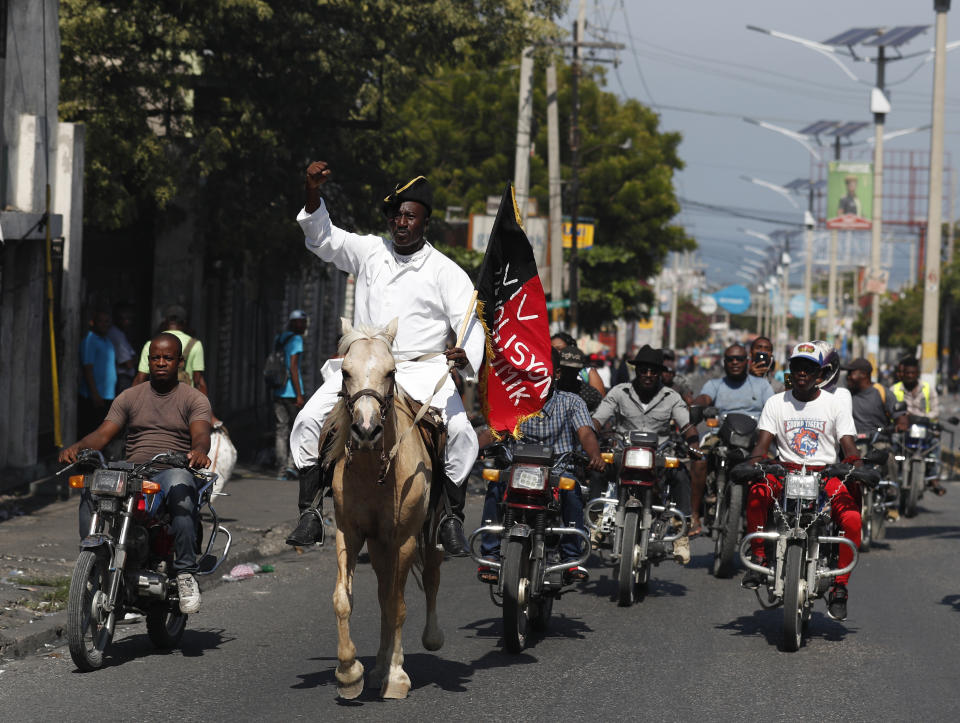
[326, 318, 444, 699]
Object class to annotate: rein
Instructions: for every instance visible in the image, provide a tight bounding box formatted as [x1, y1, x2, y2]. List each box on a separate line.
[338, 383, 396, 483]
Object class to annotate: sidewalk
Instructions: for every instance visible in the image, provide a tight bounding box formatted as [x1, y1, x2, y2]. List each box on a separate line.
[0, 465, 301, 660]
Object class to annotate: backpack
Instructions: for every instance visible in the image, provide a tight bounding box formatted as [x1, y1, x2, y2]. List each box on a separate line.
[179, 337, 198, 386]
[873, 382, 886, 404]
[263, 333, 292, 388]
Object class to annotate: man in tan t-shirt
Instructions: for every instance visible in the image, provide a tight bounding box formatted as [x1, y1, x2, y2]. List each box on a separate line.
[60, 332, 212, 614]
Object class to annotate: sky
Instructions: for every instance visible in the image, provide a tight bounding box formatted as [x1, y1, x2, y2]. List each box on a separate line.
[562, 0, 960, 293]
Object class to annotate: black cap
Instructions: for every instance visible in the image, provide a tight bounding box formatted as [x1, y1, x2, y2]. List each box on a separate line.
[629, 344, 664, 369]
[382, 175, 433, 217]
[558, 346, 586, 369]
[841, 357, 872, 374]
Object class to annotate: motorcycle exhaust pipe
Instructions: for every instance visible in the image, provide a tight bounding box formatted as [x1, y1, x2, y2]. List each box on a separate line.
[137, 572, 168, 599]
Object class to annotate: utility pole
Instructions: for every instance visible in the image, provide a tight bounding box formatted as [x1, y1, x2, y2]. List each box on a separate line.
[921, 0, 951, 387]
[867, 47, 889, 371]
[546, 59, 563, 309]
[803, 188, 816, 340]
[668, 253, 679, 349]
[513, 46, 535, 227]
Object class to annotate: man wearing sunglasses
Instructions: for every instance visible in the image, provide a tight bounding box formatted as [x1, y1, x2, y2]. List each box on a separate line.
[592, 345, 700, 563]
[689, 344, 774, 535]
[742, 342, 861, 621]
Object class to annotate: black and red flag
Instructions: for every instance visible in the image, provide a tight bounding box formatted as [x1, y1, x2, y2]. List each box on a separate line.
[476, 184, 553, 437]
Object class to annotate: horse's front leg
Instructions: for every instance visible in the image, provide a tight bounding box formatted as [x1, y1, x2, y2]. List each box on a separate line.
[368, 536, 417, 699]
[333, 526, 365, 699]
[421, 541, 444, 651]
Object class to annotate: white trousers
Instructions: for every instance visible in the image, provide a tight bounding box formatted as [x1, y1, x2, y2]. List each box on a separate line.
[290, 358, 478, 486]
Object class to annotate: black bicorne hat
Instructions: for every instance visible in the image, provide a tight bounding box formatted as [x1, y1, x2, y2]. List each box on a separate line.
[382, 175, 433, 217]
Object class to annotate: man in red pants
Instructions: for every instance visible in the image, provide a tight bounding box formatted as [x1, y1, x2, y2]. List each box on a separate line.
[741, 342, 862, 621]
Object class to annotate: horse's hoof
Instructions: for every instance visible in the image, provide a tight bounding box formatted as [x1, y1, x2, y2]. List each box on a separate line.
[422, 627, 444, 651]
[336, 661, 365, 700]
[380, 669, 411, 700]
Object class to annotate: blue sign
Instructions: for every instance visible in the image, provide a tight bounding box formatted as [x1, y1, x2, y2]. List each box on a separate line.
[713, 284, 752, 314]
[788, 294, 824, 318]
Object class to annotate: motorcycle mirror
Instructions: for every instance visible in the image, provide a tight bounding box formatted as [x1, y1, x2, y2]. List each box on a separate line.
[688, 405, 704, 425]
[948, 416, 960, 426]
[864, 448, 888, 466]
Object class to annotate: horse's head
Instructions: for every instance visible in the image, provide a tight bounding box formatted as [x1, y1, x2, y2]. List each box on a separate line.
[338, 317, 398, 450]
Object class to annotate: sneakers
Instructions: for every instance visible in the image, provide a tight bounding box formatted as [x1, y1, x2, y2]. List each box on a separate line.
[741, 556, 767, 589]
[672, 535, 691, 565]
[827, 584, 848, 621]
[562, 561, 589, 584]
[477, 556, 500, 584]
[176, 572, 201, 614]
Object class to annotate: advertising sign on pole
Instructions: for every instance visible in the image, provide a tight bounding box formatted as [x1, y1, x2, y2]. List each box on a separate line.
[826, 161, 873, 230]
[713, 284, 751, 314]
[561, 218, 595, 249]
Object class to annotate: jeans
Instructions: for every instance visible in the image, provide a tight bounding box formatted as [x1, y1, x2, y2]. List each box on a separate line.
[479, 478, 585, 561]
[79, 467, 200, 572]
[274, 397, 299, 472]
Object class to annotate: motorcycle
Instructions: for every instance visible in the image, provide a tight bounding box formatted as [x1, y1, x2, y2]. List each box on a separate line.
[736, 460, 878, 651]
[892, 415, 958, 517]
[700, 409, 758, 578]
[60, 449, 231, 671]
[468, 444, 591, 653]
[854, 429, 900, 549]
[586, 429, 700, 607]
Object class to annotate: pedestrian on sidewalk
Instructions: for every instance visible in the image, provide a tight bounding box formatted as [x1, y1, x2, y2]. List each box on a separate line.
[132, 305, 208, 395]
[107, 303, 137, 394]
[78, 310, 117, 436]
[274, 310, 308, 480]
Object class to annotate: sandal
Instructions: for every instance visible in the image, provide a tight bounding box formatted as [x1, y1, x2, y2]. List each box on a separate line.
[687, 521, 703, 538]
[477, 556, 500, 584]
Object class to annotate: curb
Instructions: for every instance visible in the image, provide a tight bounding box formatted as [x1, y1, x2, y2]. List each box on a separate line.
[0, 524, 310, 662]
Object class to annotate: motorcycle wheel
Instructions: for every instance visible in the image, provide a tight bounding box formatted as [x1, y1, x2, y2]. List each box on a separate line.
[529, 595, 554, 632]
[782, 544, 805, 652]
[501, 538, 531, 653]
[860, 488, 873, 552]
[872, 496, 887, 542]
[67, 550, 111, 671]
[904, 459, 923, 518]
[712, 484, 743, 578]
[146, 603, 188, 649]
[617, 509, 640, 607]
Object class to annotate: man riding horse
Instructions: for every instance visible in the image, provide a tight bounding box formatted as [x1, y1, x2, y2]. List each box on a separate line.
[287, 161, 484, 556]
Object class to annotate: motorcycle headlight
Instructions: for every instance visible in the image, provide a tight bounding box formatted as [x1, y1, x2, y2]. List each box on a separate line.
[908, 424, 927, 440]
[784, 473, 818, 500]
[510, 465, 545, 491]
[91, 470, 127, 497]
[623, 448, 654, 469]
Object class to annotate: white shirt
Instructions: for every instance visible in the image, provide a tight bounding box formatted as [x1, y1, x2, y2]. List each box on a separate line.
[297, 200, 484, 379]
[758, 389, 857, 467]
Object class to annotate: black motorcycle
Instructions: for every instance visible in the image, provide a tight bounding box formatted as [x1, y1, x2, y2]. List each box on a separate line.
[701, 410, 758, 578]
[61, 449, 231, 671]
[468, 444, 591, 653]
[854, 428, 900, 549]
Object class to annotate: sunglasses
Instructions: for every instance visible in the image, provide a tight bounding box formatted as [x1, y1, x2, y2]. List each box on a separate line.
[724, 355, 747, 363]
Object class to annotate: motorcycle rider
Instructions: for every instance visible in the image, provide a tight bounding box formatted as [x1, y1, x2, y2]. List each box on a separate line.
[59, 332, 212, 614]
[662, 349, 695, 406]
[689, 343, 774, 536]
[287, 162, 484, 555]
[592, 344, 700, 563]
[891, 356, 946, 495]
[749, 336, 785, 393]
[478, 347, 605, 582]
[741, 342, 861, 621]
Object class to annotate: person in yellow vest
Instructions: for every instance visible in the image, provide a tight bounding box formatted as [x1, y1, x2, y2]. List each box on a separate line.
[891, 356, 945, 495]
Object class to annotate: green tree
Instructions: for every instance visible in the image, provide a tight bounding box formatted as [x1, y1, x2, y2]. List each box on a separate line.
[381, 58, 692, 331]
[60, 0, 565, 263]
[665, 297, 711, 349]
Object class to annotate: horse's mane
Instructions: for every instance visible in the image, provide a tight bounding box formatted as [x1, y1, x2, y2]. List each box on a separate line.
[324, 322, 411, 468]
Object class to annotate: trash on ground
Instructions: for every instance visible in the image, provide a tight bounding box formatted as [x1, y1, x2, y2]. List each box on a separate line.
[221, 562, 274, 582]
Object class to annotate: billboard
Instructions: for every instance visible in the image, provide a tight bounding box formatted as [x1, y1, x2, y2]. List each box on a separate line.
[826, 161, 873, 230]
[469, 214, 548, 270]
[561, 219, 595, 249]
[713, 284, 751, 314]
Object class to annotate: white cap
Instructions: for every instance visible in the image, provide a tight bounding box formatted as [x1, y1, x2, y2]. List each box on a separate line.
[289, 309, 307, 321]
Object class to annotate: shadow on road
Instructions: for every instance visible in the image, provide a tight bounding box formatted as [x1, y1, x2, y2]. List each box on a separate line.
[77, 626, 235, 671]
[716, 609, 854, 650]
[941, 594, 960, 612]
[578, 571, 687, 602]
[882, 524, 960, 541]
[293, 644, 541, 702]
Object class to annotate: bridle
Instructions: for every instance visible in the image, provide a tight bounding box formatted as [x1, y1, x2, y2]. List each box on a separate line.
[338, 380, 396, 483]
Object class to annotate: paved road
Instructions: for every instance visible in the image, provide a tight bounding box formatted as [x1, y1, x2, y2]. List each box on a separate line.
[2, 482, 958, 722]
